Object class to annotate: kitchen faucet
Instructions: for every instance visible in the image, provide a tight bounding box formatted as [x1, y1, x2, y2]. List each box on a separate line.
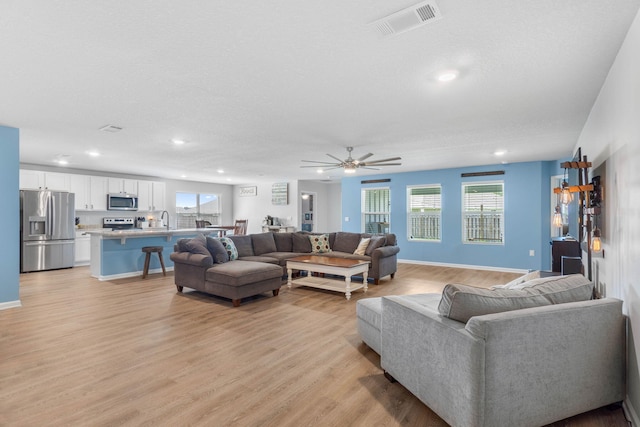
[161, 210, 169, 231]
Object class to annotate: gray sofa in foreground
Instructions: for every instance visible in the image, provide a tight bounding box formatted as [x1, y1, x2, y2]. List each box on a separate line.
[170, 231, 399, 306]
[357, 274, 626, 427]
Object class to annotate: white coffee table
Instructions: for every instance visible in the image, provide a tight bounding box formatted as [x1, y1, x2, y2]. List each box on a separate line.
[286, 255, 370, 300]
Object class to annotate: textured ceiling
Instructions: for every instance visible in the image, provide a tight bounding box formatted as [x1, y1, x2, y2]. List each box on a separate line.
[1, 0, 639, 184]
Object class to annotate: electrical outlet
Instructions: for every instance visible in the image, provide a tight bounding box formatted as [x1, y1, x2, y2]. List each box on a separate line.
[529, 250, 535, 256]
[344, 216, 350, 222]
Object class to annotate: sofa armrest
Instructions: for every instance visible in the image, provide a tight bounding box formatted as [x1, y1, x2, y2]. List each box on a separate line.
[169, 251, 213, 268]
[372, 245, 400, 259]
[381, 295, 485, 427]
[464, 298, 625, 427]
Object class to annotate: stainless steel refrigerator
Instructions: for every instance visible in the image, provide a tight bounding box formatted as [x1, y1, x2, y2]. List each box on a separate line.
[20, 190, 75, 273]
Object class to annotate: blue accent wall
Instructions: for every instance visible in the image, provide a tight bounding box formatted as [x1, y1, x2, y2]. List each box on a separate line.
[0, 126, 20, 304]
[342, 161, 560, 271]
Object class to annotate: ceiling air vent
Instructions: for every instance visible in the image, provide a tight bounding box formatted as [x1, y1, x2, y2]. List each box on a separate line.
[371, 1, 443, 36]
[99, 125, 123, 133]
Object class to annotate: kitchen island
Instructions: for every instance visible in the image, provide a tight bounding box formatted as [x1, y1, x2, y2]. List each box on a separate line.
[85, 228, 216, 281]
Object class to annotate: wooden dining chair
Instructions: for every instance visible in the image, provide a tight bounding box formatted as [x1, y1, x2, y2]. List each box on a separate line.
[233, 219, 248, 235]
[195, 220, 211, 228]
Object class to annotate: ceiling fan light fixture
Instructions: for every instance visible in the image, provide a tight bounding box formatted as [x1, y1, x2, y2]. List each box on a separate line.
[344, 164, 357, 174]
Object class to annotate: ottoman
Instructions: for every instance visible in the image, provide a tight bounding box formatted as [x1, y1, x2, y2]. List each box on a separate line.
[356, 297, 383, 354]
[356, 294, 443, 355]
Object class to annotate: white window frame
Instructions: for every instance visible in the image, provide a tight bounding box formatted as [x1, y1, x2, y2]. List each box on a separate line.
[462, 181, 504, 245]
[361, 187, 390, 234]
[407, 184, 441, 242]
[176, 192, 222, 228]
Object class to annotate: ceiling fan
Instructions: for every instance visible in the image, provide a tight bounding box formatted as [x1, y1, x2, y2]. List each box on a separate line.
[301, 146, 402, 174]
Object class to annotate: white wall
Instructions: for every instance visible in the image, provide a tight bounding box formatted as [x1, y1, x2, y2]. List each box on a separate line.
[575, 8, 640, 422]
[233, 181, 299, 234]
[298, 180, 342, 232]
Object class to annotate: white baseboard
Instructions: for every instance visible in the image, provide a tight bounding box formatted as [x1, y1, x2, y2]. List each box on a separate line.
[93, 267, 174, 281]
[0, 300, 22, 311]
[397, 258, 528, 274]
[624, 397, 639, 426]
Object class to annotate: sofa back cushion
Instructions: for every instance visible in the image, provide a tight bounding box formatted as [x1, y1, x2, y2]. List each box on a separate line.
[273, 232, 293, 252]
[228, 235, 254, 257]
[292, 232, 312, 253]
[438, 274, 593, 323]
[252, 232, 277, 255]
[206, 237, 230, 264]
[183, 234, 214, 263]
[332, 232, 362, 253]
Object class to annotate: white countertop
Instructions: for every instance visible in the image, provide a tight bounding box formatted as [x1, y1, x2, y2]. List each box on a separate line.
[84, 228, 216, 238]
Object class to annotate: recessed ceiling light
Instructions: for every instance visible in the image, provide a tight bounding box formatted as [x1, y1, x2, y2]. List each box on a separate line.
[437, 71, 458, 82]
[226, 178, 232, 182]
[180, 174, 188, 178]
[172, 139, 186, 145]
[217, 169, 224, 174]
[494, 150, 507, 156]
[57, 159, 69, 165]
[87, 150, 100, 157]
[317, 169, 324, 174]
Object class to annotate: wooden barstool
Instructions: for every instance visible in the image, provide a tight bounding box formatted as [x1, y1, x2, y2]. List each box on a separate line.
[142, 246, 166, 278]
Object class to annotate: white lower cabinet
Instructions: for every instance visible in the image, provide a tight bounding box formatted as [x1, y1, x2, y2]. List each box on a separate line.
[75, 231, 91, 266]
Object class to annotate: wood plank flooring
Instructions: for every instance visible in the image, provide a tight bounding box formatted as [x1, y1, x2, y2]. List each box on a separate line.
[0, 264, 629, 426]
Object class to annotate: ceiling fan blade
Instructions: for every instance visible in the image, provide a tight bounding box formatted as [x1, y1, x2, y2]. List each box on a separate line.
[326, 153, 345, 163]
[360, 166, 381, 170]
[301, 160, 341, 165]
[363, 162, 402, 167]
[363, 157, 402, 164]
[356, 153, 373, 162]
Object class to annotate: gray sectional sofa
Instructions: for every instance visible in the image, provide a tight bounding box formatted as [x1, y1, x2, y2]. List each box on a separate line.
[170, 231, 399, 306]
[356, 273, 626, 427]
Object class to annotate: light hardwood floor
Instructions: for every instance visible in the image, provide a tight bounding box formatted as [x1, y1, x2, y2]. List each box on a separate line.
[0, 264, 629, 426]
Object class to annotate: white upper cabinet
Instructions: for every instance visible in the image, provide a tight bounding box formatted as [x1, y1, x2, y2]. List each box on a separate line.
[137, 180, 165, 211]
[70, 175, 108, 210]
[20, 170, 70, 191]
[108, 178, 138, 194]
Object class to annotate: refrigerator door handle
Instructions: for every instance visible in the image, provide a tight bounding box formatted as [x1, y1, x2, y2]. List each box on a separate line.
[48, 194, 55, 237]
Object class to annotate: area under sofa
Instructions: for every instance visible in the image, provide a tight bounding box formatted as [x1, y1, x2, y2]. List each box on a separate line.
[356, 273, 626, 427]
[170, 231, 400, 306]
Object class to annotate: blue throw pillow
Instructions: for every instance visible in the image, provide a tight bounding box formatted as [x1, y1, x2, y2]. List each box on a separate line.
[219, 237, 239, 260]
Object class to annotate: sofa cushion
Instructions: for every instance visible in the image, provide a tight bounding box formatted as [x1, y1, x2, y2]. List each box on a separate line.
[332, 232, 362, 253]
[206, 236, 230, 264]
[228, 235, 254, 257]
[309, 234, 331, 253]
[438, 274, 593, 323]
[252, 232, 277, 255]
[205, 260, 282, 287]
[176, 238, 191, 252]
[273, 232, 293, 252]
[219, 237, 239, 261]
[292, 232, 312, 253]
[354, 238, 371, 255]
[365, 235, 387, 255]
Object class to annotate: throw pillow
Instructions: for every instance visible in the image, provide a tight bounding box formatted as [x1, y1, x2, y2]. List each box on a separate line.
[492, 270, 541, 289]
[206, 236, 230, 264]
[353, 238, 371, 256]
[219, 237, 239, 260]
[185, 234, 210, 257]
[365, 235, 386, 256]
[309, 234, 331, 253]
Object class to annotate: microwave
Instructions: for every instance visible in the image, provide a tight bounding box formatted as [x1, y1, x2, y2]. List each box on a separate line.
[107, 193, 138, 211]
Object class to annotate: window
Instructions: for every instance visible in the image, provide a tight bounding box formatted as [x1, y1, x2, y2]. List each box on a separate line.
[462, 182, 504, 244]
[176, 192, 221, 228]
[362, 188, 390, 234]
[407, 185, 441, 241]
